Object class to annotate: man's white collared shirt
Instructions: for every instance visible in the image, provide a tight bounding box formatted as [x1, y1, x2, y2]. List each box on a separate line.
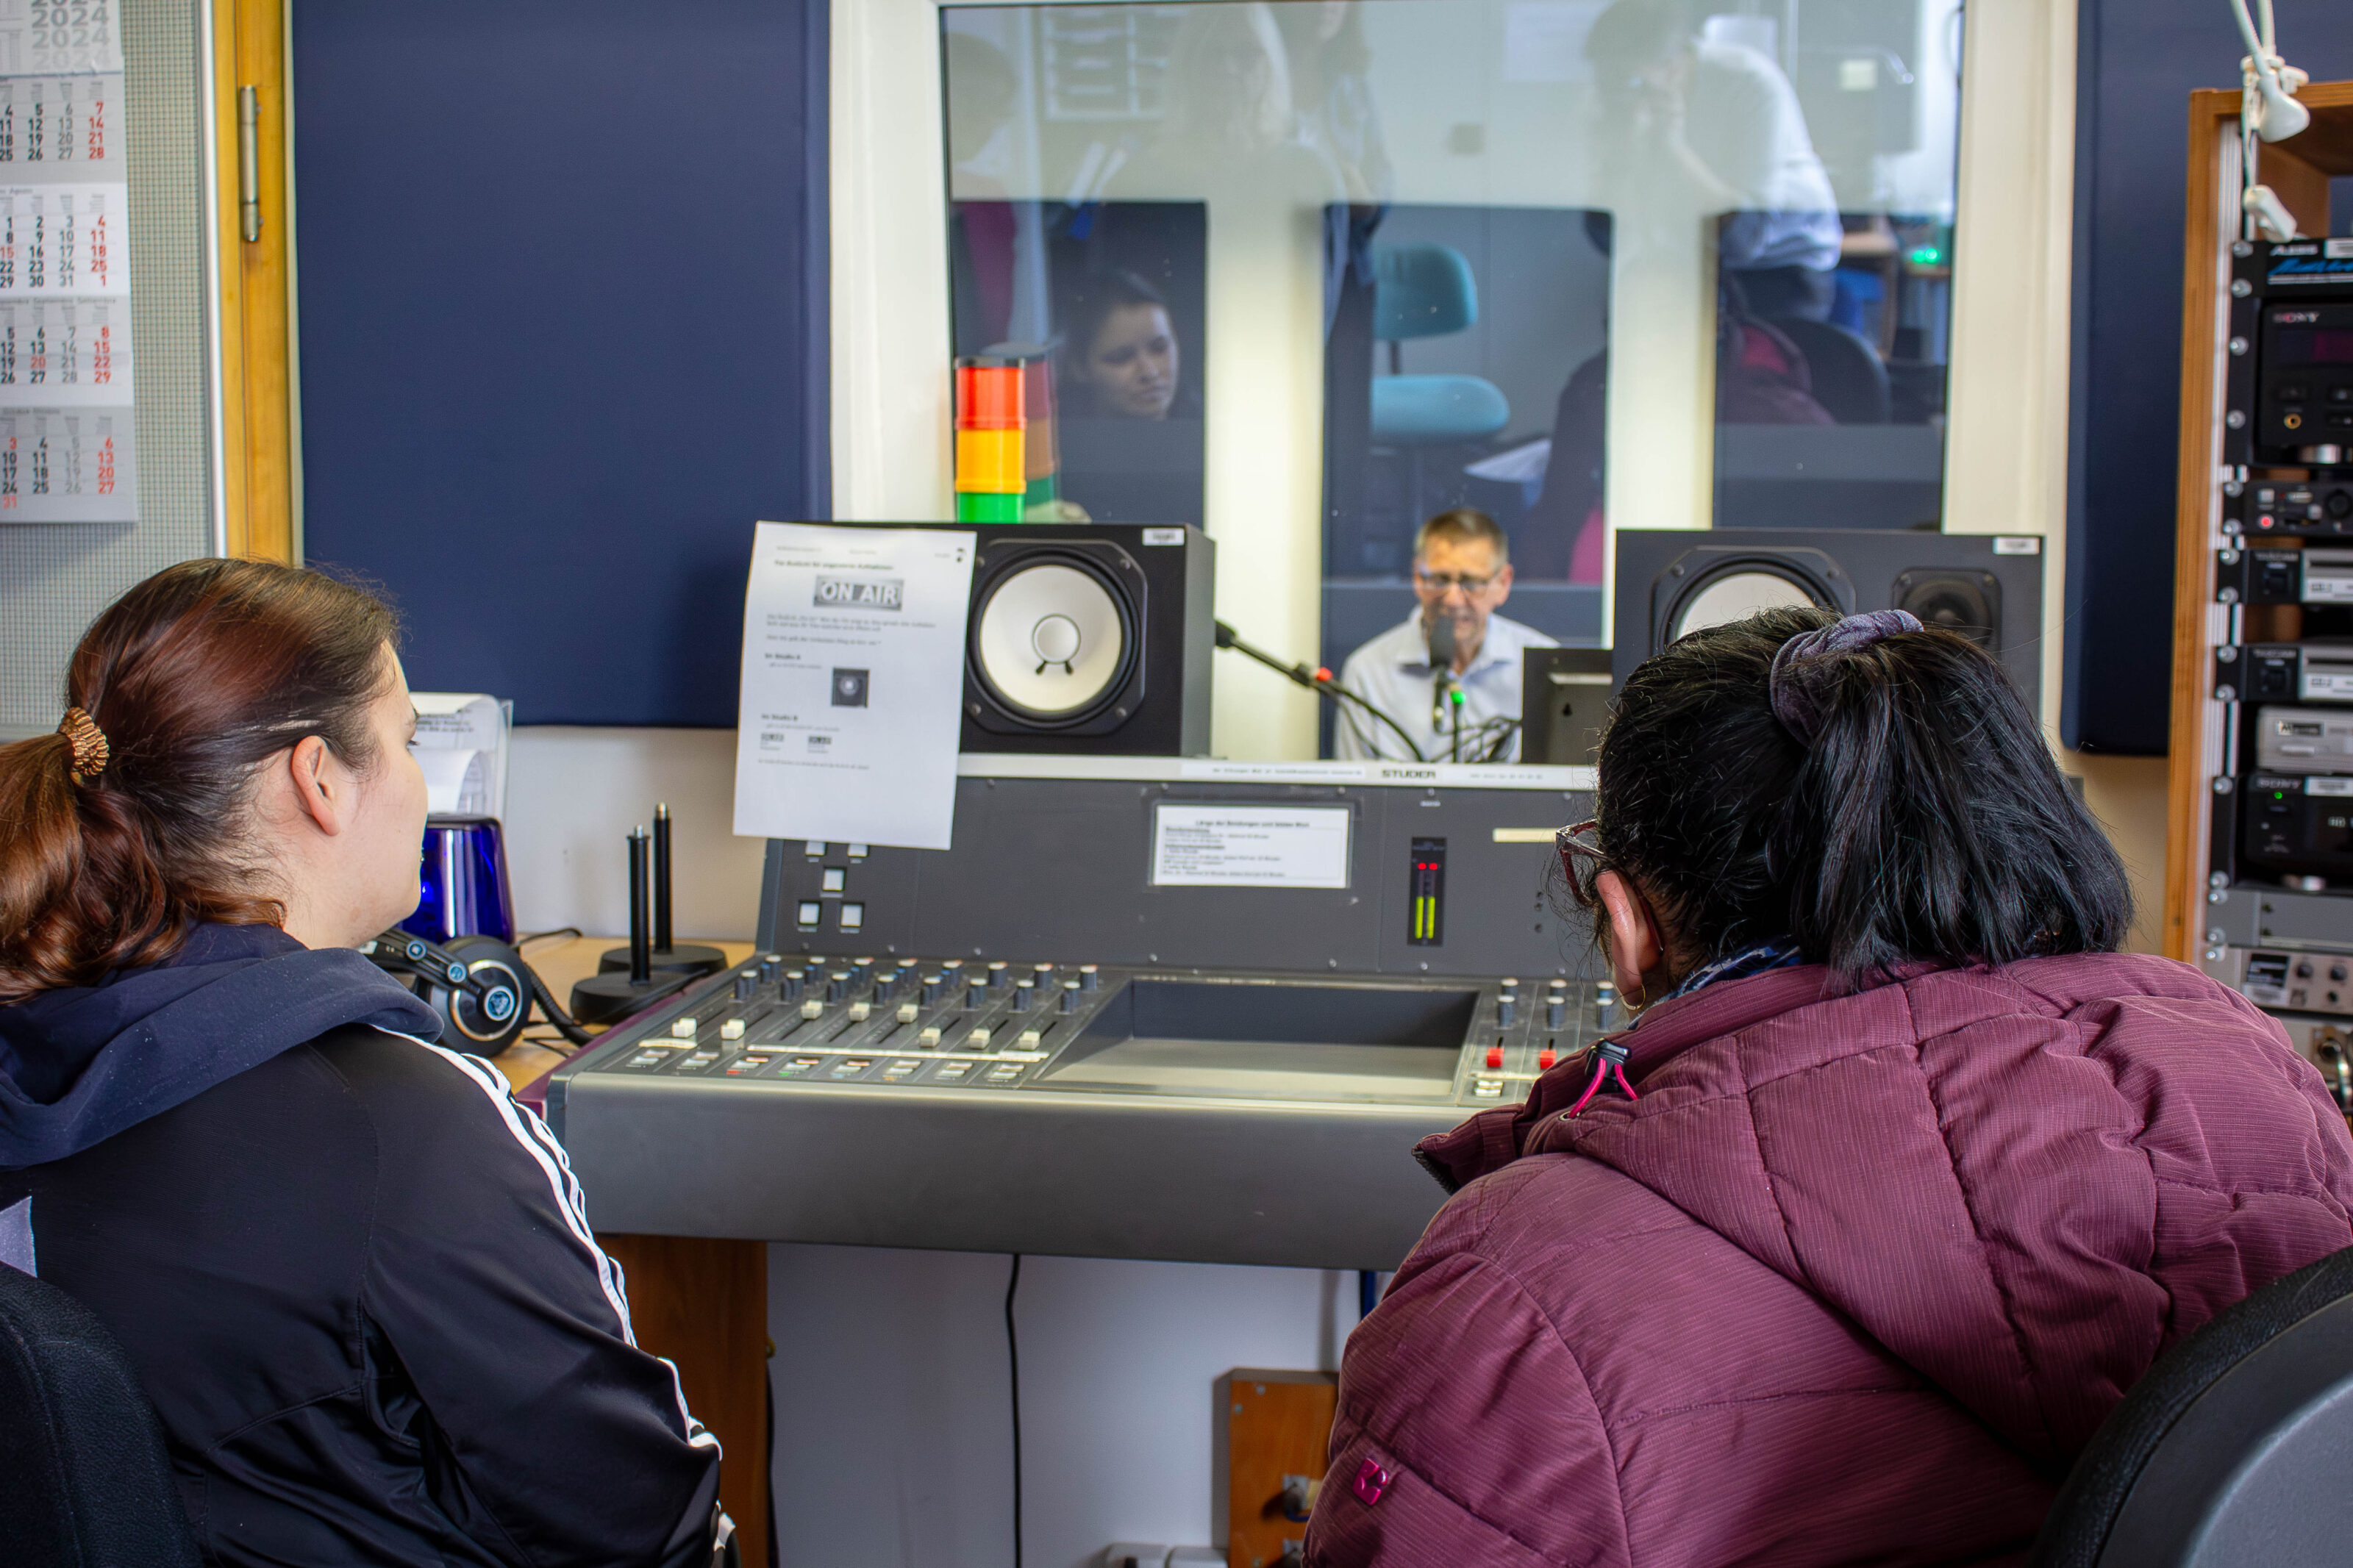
[1332, 611, 1556, 762]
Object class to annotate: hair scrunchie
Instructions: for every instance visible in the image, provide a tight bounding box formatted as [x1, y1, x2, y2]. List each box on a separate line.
[1767, 609, 1922, 745]
[57, 706, 110, 779]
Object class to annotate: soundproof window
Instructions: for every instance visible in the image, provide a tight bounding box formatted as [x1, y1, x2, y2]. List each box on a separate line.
[940, 0, 1963, 764]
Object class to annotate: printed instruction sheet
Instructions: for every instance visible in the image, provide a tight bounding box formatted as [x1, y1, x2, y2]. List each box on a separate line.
[732, 521, 976, 850]
[1149, 803, 1354, 888]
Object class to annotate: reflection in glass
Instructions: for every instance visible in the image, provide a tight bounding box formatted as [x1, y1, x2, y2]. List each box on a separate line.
[940, 0, 1963, 762]
[1331, 508, 1556, 762]
[1321, 205, 1610, 760]
[949, 199, 1209, 526]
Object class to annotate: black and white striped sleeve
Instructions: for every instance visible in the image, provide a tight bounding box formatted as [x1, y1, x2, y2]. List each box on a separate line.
[348, 1029, 724, 1568]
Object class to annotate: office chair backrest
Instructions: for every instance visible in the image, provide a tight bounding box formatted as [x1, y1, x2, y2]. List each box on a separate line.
[0, 1262, 203, 1568]
[1765, 316, 1890, 425]
[2029, 1242, 2353, 1567]
[1374, 244, 1478, 341]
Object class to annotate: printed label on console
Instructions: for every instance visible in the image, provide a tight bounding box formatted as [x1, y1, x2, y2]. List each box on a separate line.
[1149, 803, 1352, 888]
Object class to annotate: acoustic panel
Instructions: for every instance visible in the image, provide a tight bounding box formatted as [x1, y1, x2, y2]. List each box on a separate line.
[291, 0, 829, 728]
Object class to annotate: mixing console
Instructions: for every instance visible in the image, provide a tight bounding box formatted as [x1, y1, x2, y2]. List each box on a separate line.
[574, 952, 1621, 1108]
[537, 762, 1604, 1270]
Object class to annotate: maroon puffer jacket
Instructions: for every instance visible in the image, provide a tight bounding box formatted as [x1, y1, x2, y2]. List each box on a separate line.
[1305, 954, 2353, 1567]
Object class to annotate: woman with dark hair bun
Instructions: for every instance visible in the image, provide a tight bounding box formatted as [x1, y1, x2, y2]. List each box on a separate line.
[1307, 608, 2353, 1567]
[0, 559, 728, 1568]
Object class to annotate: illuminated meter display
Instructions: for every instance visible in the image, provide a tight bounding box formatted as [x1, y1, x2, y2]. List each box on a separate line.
[1408, 837, 1446, 946]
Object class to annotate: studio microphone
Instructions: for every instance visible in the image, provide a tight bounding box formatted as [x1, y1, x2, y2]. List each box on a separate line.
[1427, 613, 1460, 733]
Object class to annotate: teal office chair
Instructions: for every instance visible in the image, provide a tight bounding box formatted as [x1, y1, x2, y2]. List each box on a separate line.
[1371, 244, 1510, 526]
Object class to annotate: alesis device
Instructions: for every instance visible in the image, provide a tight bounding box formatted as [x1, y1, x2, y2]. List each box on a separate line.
[538, 757, 1601, 1271]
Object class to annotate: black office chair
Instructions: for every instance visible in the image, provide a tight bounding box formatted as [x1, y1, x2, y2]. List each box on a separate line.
[0, 1261, 202, 1568]
[1766, 316, 1891, 425]
[2029, 1242, 2353, 1567]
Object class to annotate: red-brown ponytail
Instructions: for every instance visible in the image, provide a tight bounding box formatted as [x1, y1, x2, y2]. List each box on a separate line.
[0, 558, 399, 1000]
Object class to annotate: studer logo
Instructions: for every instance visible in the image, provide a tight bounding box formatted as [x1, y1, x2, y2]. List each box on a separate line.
[813, 576, 904, 610]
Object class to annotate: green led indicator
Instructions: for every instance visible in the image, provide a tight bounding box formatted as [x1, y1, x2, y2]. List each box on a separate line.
[1909, 245, 1943, 266]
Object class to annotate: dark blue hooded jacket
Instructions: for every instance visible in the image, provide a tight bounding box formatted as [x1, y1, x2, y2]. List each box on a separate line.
[0, 924, 724, 1568]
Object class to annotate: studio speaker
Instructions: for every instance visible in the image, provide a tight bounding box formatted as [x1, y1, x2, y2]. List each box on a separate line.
[957, 523, 1215, 756]
[1610, 529, 2043, 712]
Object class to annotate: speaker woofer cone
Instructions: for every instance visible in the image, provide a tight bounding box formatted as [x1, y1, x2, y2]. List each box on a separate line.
[1655, 553, 1846, 653]
[1893, 569, 2000, 651]
[968, 551, 1140, 728]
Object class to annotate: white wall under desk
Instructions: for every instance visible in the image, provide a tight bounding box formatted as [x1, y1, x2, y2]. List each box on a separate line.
[767, 1245, 1363, 1567]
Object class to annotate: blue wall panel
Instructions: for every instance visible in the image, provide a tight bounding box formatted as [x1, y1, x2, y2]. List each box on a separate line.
[2065, 0, 2353, 753]
[292, 0, 828, 727]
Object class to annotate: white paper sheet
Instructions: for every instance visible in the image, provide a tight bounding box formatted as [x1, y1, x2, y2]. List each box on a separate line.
[1149, 803, 1354, 889]
[409, 692, 509, 818]
[732, 521, 976, 850]
[413, 748, 488, 815]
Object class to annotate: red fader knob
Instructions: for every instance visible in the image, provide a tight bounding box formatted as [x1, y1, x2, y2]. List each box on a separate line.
[1485, 1045, 1504, 1070]
[1538, 1049, 1557, 1070]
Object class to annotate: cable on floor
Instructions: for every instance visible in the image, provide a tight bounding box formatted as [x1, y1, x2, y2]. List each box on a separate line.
[1007, 1252, 1024, 1568]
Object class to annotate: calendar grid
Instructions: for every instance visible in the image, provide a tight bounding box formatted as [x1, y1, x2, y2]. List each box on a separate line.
[0, 0, 211, 731]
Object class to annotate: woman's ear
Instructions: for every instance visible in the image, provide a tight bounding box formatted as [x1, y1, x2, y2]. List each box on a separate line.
[1595, 869, 1664, 1002]
[279, 734, 350, 837]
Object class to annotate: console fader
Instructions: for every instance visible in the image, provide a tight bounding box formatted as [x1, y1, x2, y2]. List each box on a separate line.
[590, 953, 1618, 1105]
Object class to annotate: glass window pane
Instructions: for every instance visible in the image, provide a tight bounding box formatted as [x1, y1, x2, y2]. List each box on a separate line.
[943, 0, 1962, 763]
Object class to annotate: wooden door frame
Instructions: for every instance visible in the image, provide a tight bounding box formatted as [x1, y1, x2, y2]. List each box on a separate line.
[210, 0, 296, 564]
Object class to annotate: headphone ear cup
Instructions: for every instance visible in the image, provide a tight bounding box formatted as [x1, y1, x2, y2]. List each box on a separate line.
[431, 935, 531, 1057]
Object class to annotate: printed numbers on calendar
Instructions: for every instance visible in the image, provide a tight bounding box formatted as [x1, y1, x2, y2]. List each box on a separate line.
[31, 7, 118, 74]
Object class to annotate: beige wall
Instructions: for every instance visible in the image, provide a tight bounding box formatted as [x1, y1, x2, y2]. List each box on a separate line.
[2068, 752, 2172, 956]
[1942, 0, 2170, 954]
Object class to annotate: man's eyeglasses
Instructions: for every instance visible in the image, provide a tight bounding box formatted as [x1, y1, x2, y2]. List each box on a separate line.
[1413, 569, 1502, 595]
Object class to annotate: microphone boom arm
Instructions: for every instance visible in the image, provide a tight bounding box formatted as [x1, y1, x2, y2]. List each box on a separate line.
[1214, 620, 1428, 764]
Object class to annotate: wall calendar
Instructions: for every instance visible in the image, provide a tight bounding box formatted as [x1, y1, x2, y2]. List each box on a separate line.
[0, 4, 132, 523]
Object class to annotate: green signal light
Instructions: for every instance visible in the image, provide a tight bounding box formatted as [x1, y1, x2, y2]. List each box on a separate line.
[1909, 245, 1943, 266]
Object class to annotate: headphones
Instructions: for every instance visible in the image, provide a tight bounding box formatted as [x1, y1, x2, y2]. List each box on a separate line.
[365, 930, 589, 1057]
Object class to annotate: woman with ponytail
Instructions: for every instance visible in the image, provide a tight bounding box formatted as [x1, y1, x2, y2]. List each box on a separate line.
[1307, 607, 2353, 1567]
[0, 560, 726, 1568]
